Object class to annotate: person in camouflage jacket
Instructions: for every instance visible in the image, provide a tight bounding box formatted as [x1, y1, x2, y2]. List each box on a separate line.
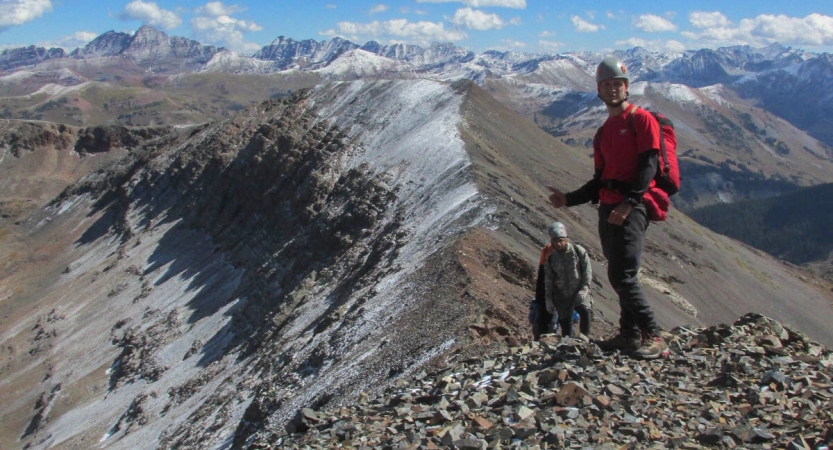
[531, 222, 593, 339]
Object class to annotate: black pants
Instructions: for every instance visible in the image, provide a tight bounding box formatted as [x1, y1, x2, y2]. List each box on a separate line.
[533, 303, 592, 339]
[598, 203, 658, 337]
[558, 304, 592, 337]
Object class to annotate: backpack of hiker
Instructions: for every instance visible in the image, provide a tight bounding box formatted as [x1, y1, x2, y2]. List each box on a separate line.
[593, 106, 681, 221]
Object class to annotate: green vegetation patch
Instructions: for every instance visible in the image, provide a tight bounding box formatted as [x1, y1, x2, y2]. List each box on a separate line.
[689, 183, 833, 264]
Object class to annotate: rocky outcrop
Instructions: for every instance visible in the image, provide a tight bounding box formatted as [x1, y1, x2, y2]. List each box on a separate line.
[268, 313, 833, 449]
[120, 25, 220, 71]
[253, 36, 359, 69]
[1, 25, 220, 74]
[71, 30, 132, 58]
[0, 121, 171, 157]
[0, 121, 172, 222]
[0, 45, 66, 71]
[73, 125, 172, 154]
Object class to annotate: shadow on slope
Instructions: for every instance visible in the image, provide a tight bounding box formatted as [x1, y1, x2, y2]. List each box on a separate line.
[65, 90, 408, 373]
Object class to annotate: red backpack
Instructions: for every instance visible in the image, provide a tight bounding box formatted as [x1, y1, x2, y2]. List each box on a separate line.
[593, 107, 681, 196]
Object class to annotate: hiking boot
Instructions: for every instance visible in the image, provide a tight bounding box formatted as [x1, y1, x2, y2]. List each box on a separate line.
[595, 331, 640, 352]
[635, 332, 670, 360]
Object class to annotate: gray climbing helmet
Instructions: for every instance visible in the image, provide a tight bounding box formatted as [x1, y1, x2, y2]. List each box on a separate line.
[596, 55, 629, 84]
[548, 222, 567, 239]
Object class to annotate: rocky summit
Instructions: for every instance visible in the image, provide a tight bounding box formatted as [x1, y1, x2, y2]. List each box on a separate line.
[268, 313, 832, 450]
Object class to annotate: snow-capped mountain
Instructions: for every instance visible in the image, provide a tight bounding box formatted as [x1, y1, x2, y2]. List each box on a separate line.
[2, 25, 833, 208]
[314, 48, 413, 79]
[72, 30, 133, 58]
[253, 36, 359, 70]
[0, 45, 66, 71]
[0, 26, 827, 101]
[1, 25, 222, 73]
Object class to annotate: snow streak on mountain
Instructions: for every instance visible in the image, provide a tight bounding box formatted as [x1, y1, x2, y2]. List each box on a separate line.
[0, 79, 502, 449]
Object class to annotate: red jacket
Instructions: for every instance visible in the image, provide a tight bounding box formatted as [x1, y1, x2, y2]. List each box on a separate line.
[594, 104, 661, 205]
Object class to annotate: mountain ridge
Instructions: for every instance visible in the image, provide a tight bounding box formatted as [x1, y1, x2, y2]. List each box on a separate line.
[3, 80, 831, 449]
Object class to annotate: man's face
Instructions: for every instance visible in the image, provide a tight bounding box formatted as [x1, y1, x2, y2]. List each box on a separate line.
[598, 78, 628, 107]
[552, 237, 568, 252]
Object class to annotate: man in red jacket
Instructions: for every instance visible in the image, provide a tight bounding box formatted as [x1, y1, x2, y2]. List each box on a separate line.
[547, 56, 669, 359]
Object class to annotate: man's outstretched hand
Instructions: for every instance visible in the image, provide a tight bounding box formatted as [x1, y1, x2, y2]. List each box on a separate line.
[548, 186, 567, 208]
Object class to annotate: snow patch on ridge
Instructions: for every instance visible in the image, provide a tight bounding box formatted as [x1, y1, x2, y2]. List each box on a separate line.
[30, 81, 89, 97]
[201, 50, 278, 74]
[700, 85, 732, 106]
[315, 49, 408, 78]
[27, 204, 252, 449]
[265, 79, 494, 426]
[312, 79, 490, 269]
[651, 83, 701, 105]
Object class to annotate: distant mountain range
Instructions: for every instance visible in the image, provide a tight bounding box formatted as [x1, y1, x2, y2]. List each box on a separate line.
[3, 24, 831, 141]
[2, 24, 833, 244]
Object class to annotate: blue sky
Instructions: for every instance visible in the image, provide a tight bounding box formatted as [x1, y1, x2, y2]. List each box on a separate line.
[2, 0, 833, 55]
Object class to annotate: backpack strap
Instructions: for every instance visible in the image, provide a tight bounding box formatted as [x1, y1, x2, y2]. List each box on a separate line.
[574, 243, 587, 262]
[626, 106, 670, 173]
[596, 104, 639, 169]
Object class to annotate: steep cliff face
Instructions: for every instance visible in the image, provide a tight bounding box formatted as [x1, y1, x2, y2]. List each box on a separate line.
[1, 79, 831, 450]
[120, 25, 220, 71]
[0, 46, 66, 71]
[72, 31, 132, 58]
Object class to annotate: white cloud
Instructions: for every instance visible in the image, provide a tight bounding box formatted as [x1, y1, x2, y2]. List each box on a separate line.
[415, 0, 525, 9]
[327, 3, 337, 9]
[468, 0, 525, 7]
[198, 1, 247, 16]
[685, 12, 833, 48]
[0, 0, 53, 31]
[119, 0, 182, 30]
[502, 38, 526, 48]
[370, 4, 389, 14]
[538, 39, 564, 52]
[571, 15, 603, 33]
[450, 7, 506, 30]
[539, 30, 554, 38]
[190, 1, 263, 52]
[616, 37, 686, 53]
[689, 11, 730, 29]
[606, 9, 626, 21]
[12, 31, 98, 50]
[321, 18, 467, 46]
[747, 13, 833, 46]
[634, 14, 677, 33]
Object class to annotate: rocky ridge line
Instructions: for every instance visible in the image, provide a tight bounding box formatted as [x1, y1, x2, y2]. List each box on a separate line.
[262, 313, 832, 449]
